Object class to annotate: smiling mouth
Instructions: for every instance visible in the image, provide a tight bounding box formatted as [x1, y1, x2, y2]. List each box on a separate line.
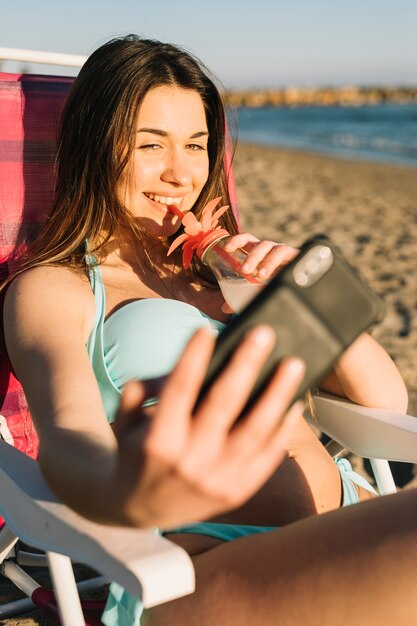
[144, 192, 183, 206]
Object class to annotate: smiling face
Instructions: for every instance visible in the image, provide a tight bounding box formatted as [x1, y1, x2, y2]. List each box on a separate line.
[121, 85, 210, 238]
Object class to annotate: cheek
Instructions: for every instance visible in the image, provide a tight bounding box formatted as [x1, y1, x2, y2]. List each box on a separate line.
[195, 159, 210, 190]
[132, 160, 160, 188]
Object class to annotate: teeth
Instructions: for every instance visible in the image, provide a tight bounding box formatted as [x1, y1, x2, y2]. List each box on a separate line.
[145, 193, 181, 205]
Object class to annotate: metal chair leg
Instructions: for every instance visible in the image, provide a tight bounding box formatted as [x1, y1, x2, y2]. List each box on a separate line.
[47, 551, 86, 626]
[370, 458, 397, 495]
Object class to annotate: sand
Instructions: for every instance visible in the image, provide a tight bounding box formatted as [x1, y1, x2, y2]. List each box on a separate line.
[2, 143, 417, 624]
[234, 142, 417, 412]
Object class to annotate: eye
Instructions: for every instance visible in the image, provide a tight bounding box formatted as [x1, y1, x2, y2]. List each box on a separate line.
[186, 143, 207, 152]
[138, 143, 162, 151]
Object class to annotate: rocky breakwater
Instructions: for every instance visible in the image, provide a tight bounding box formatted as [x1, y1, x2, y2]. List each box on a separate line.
[225, 86, 417, 107]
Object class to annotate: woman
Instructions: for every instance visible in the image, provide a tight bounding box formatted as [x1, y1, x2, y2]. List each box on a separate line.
[3, 35, 415, 625]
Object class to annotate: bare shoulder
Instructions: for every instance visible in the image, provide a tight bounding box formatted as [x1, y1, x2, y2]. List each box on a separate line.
[5, 264, 89, 298]
[4, 265, 95, 344]
[4, 265, 111, 438]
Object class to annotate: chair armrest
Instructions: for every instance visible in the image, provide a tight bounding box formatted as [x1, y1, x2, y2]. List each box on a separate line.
[309, 392, 417, 463]
[0, 441, 195, 608]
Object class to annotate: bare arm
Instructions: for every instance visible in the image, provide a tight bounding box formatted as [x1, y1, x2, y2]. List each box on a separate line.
[4, 267, 119, 521]
[319, 332, 408, 412]
[4, 266, 305, 529]
[225, 234, 408, 413]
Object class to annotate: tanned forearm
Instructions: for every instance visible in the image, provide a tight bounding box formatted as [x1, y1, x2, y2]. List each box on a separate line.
[37, 428, 136, 527]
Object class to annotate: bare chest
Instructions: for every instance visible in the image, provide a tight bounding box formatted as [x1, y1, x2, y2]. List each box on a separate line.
[99, 264, 229, 324]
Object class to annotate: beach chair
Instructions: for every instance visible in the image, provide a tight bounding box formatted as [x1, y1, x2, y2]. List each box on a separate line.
[0, 53, 416, 625]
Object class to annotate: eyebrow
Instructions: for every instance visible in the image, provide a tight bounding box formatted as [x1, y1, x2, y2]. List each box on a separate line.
[137, 128, 209, 138]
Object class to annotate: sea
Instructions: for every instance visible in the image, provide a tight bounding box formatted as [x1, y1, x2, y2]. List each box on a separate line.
[234, 103, 417, 168]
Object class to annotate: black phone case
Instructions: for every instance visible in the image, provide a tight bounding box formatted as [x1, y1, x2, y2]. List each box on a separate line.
[196, 236, 385, 414]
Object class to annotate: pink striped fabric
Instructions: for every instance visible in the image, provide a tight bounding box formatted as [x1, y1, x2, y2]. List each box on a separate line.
[224, 135, 240, 230]
[0, 73, 73, 468]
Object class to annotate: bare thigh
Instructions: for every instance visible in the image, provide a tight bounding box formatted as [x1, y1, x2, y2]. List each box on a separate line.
[144, 489, 417, 626]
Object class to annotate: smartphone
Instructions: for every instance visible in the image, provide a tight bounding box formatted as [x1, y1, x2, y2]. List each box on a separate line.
[195, 236, 385, 415]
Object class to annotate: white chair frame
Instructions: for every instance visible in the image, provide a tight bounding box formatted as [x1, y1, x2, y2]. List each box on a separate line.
[0, 437, 195, 625]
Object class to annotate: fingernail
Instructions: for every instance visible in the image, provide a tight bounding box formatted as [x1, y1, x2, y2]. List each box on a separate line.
[285, 357, 305, 377]
[250, 325, 275, 346]
[258, 267, 266, 276]
[241, 263, 250, 273]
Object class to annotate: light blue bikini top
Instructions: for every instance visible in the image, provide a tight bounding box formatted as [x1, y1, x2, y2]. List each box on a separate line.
[86, 259, 226, 422]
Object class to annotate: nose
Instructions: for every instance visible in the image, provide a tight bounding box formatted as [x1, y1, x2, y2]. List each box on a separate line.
[161, 148, 192, 186]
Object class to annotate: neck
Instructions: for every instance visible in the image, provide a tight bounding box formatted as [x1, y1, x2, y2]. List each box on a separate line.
[104, 230, 180, 277]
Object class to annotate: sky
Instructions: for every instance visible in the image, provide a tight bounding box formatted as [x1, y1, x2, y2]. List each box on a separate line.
[1, 0, 416, 89]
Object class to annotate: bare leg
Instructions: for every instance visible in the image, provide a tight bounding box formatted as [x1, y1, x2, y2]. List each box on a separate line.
[145, 488, 417, 626]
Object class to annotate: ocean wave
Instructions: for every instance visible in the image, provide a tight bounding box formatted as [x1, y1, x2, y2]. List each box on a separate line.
[236, 104, 417, 166]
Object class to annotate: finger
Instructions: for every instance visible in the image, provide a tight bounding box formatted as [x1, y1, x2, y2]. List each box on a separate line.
[224, 233, 259, 252]
[140, 375, 169, 400]
[239, 241, 279, 275]
[191, 325, 276, 439]
[227, 357, 305, 456]
[221, 301, 235, 314]
[179, 325, 277, 474]
[256, 245, 300, 279]
[232, 401, 304, 498]
[114, 380, 147, 437]
[197, 400, 304, 509]
[146, 327, 215, 453]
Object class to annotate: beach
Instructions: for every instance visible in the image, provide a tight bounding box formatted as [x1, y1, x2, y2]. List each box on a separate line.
[2, 143, 417, 624]
[234, 142, 417, 414]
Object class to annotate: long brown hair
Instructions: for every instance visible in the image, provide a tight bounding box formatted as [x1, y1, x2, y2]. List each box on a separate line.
[6, 34, 238, 284]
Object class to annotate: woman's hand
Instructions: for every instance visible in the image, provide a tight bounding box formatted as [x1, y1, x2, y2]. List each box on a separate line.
[224, 233, 299, 280]
[112, 326, 305, 529]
